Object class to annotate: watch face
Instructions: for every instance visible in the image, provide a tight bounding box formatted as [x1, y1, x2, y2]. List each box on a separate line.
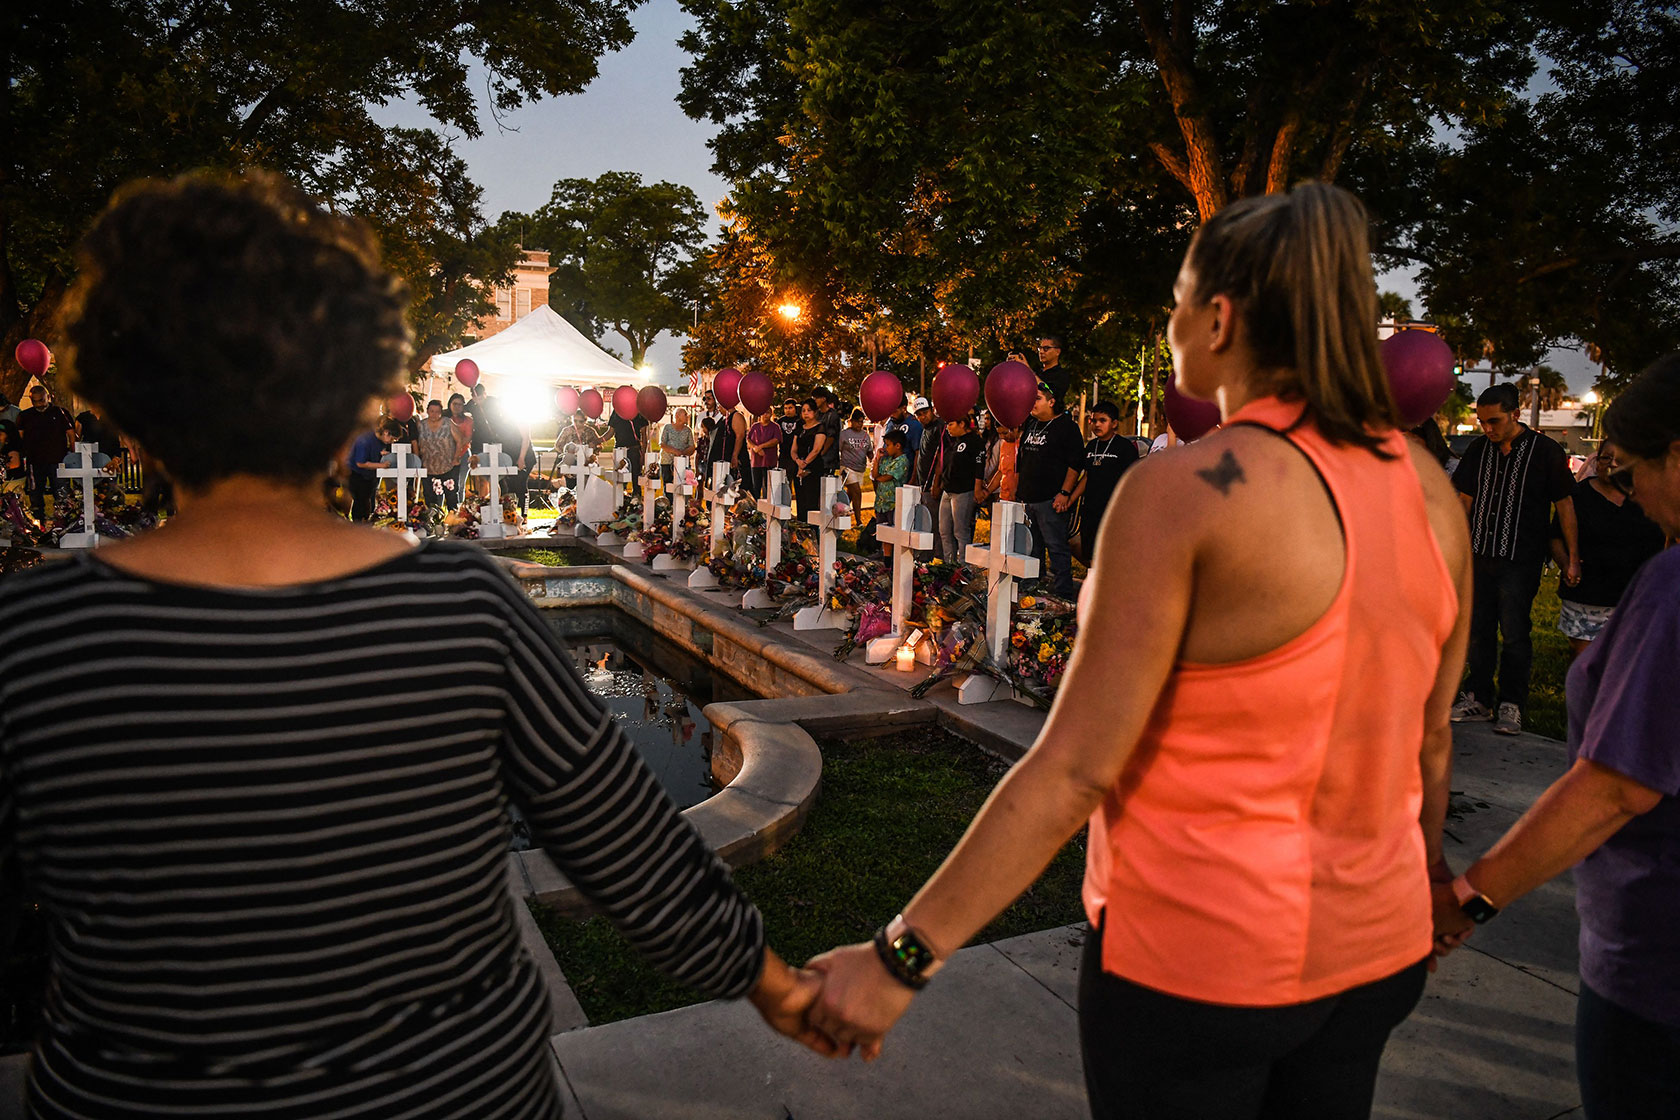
[1461, 895, 1499, 925]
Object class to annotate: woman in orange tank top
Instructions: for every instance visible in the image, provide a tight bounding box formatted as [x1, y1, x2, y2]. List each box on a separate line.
[805, 183, 1474, 1120]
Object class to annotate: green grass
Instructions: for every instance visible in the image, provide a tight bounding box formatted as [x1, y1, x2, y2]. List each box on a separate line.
[529, 728, 1086, 1025]
[1523, 577, 1572, 741]
[497, 546, 594, 566]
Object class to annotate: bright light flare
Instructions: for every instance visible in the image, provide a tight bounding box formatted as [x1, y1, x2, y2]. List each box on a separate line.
[777, 302, 803, 322]
[506, 381, 555, 422]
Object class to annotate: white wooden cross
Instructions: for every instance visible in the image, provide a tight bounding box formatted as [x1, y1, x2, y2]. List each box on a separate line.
[652, 456, 697, 571]
[55, 442, 107, 549]
[471, 442, 522, 540]
[688, 461, 734, 590]
[561, 444, 594, 495]
[589, 448, 632, 545]
[957, 499, 1040, 704]
[620, 464, 665, 561]
[377, 442, 428, 527]
[793, 475, 854, 631]
[741, 468, 793, 609]
[865, 483, 936, 663]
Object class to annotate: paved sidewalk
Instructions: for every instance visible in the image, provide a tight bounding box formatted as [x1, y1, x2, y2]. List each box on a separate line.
[549, 724, 1583, 1120]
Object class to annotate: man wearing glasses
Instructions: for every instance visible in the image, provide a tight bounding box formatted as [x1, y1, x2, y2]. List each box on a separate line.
[1037, 336, 1070, 406]
[1451, 382, 1579, 735]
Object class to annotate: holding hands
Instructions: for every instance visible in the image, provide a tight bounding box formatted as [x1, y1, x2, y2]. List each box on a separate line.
[751, 920, 932, 1061]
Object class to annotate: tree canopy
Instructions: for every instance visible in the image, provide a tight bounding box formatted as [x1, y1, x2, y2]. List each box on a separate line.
[676, 0, 1677, 394]
[1, 0, 640, 401]
[502, 172, 711, 368]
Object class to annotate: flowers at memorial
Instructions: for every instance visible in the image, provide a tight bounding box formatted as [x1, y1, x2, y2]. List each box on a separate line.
[44, 478, 155, 546]
[1009, 595, 1078, 695]
[833, 600, 892, 660]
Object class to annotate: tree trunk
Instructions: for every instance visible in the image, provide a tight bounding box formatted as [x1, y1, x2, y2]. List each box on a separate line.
[1134, 0, 1229, 221]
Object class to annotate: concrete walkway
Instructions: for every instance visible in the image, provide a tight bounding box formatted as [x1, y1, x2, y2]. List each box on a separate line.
[547, 723, 1584, 1120]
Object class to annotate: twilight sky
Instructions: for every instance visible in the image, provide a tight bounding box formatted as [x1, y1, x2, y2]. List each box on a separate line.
[379, 0, 1596, 395]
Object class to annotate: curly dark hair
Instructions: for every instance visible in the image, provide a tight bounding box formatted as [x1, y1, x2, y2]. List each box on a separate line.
[62, 170, 410, 490]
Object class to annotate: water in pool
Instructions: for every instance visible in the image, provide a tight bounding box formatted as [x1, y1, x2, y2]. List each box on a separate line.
[507, 611, 755, 850]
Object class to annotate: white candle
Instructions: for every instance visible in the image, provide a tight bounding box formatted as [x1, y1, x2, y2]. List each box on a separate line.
[895, 644, 916, 672]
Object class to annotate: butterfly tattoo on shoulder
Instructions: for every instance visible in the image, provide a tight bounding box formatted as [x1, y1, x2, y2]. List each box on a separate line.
[1195, 449, 1246, 496]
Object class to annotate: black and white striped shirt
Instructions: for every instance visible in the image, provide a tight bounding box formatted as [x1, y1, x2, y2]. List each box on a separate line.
[0, 541, 764, 1118]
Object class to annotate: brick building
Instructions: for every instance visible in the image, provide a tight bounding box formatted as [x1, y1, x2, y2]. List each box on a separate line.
[465, 249, 552, 343]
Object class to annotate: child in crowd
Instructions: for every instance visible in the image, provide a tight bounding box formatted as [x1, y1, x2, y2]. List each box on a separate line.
[863, 429, 909, 555]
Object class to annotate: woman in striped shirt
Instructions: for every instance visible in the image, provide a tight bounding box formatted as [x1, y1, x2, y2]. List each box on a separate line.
[0, 171, 829, 1119]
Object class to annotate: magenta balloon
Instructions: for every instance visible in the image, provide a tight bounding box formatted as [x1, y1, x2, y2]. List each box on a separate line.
[738, 370, 775, 415]
[712, 367, 743, 410]
[859, 370, 905, 422]
[387, 393, 415, 422]
[555, 386, 581, 415]
[1382, 330, 1458, 427]
[580, 388, 604, 419]
[1164, 380, 1221, 441]
[454, 358, 479, 388]
[637, 384, 668, 423]
[984, 361, 1038, 429]
[14, 339, 51, 377]
[931, 363, 980, 419]
[611, 385, 639, 421]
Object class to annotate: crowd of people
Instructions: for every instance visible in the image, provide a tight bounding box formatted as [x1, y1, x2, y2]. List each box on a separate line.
[4, 171, 1676, 1120]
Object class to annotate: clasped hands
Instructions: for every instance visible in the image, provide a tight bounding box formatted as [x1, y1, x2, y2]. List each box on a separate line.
[1428, 861, 1475, 971]
[748, 943, 918, 1060]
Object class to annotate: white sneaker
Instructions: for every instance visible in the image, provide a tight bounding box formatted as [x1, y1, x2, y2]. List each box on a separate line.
[1493, 703, 1523, 735]
[1451, 693, 1494, 722]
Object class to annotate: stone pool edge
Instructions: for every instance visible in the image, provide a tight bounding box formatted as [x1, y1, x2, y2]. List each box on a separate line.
[498, 558, 887, 915]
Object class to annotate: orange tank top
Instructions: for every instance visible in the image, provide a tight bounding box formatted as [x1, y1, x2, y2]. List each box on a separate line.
[1082, 396, 1457, 1006]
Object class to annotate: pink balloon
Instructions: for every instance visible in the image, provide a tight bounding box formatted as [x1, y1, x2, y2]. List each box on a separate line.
[387, 393, 415, 422]
[556, 387, 581, 415]
[612, 385, 639, 421]
[984, 361, 1038, 429]
[14, 339, 51, 377]
[713, 368, 743, 410]
[1164, 380, 1221, 441]
[1382, 330, 1458, 427]
[738, 370, 775, 415]
[580, 388, 604, 419]
[859, 370, 904, 422]
[931, 363, 980, 419]
[454, 359, 480, 388]
[637, 384, 668, 423]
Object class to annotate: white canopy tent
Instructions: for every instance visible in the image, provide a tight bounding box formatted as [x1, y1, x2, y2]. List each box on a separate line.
[423, 306, 655, 419]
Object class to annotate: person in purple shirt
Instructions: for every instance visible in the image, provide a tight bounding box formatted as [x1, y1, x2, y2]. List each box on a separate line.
[1434, 352, 1680, 1120]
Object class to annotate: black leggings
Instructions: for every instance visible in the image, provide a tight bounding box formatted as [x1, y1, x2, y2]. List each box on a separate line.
[1079, 922, 1426, 1120]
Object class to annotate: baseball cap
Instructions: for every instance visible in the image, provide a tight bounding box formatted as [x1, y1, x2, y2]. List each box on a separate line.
[911, 396, 932, 412]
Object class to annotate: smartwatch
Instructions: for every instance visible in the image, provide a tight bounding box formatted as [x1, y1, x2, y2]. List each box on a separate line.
[873, 914, 945, 990]
[1452, 875, 1500, 924]
[1059, 489, 1072, 497]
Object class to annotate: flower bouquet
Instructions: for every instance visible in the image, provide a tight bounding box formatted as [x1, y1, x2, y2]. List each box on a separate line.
[1010, 595, 1078, 696]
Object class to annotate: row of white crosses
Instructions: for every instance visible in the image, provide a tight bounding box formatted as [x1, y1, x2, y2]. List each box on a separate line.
[958, 499, 1040, 705]
[650, 456, 694, 572]
[864, 484, 935, 663]
[688, 461, 734, 590]
[471, 443, 522, 540]
[792, 475, 853, 631]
